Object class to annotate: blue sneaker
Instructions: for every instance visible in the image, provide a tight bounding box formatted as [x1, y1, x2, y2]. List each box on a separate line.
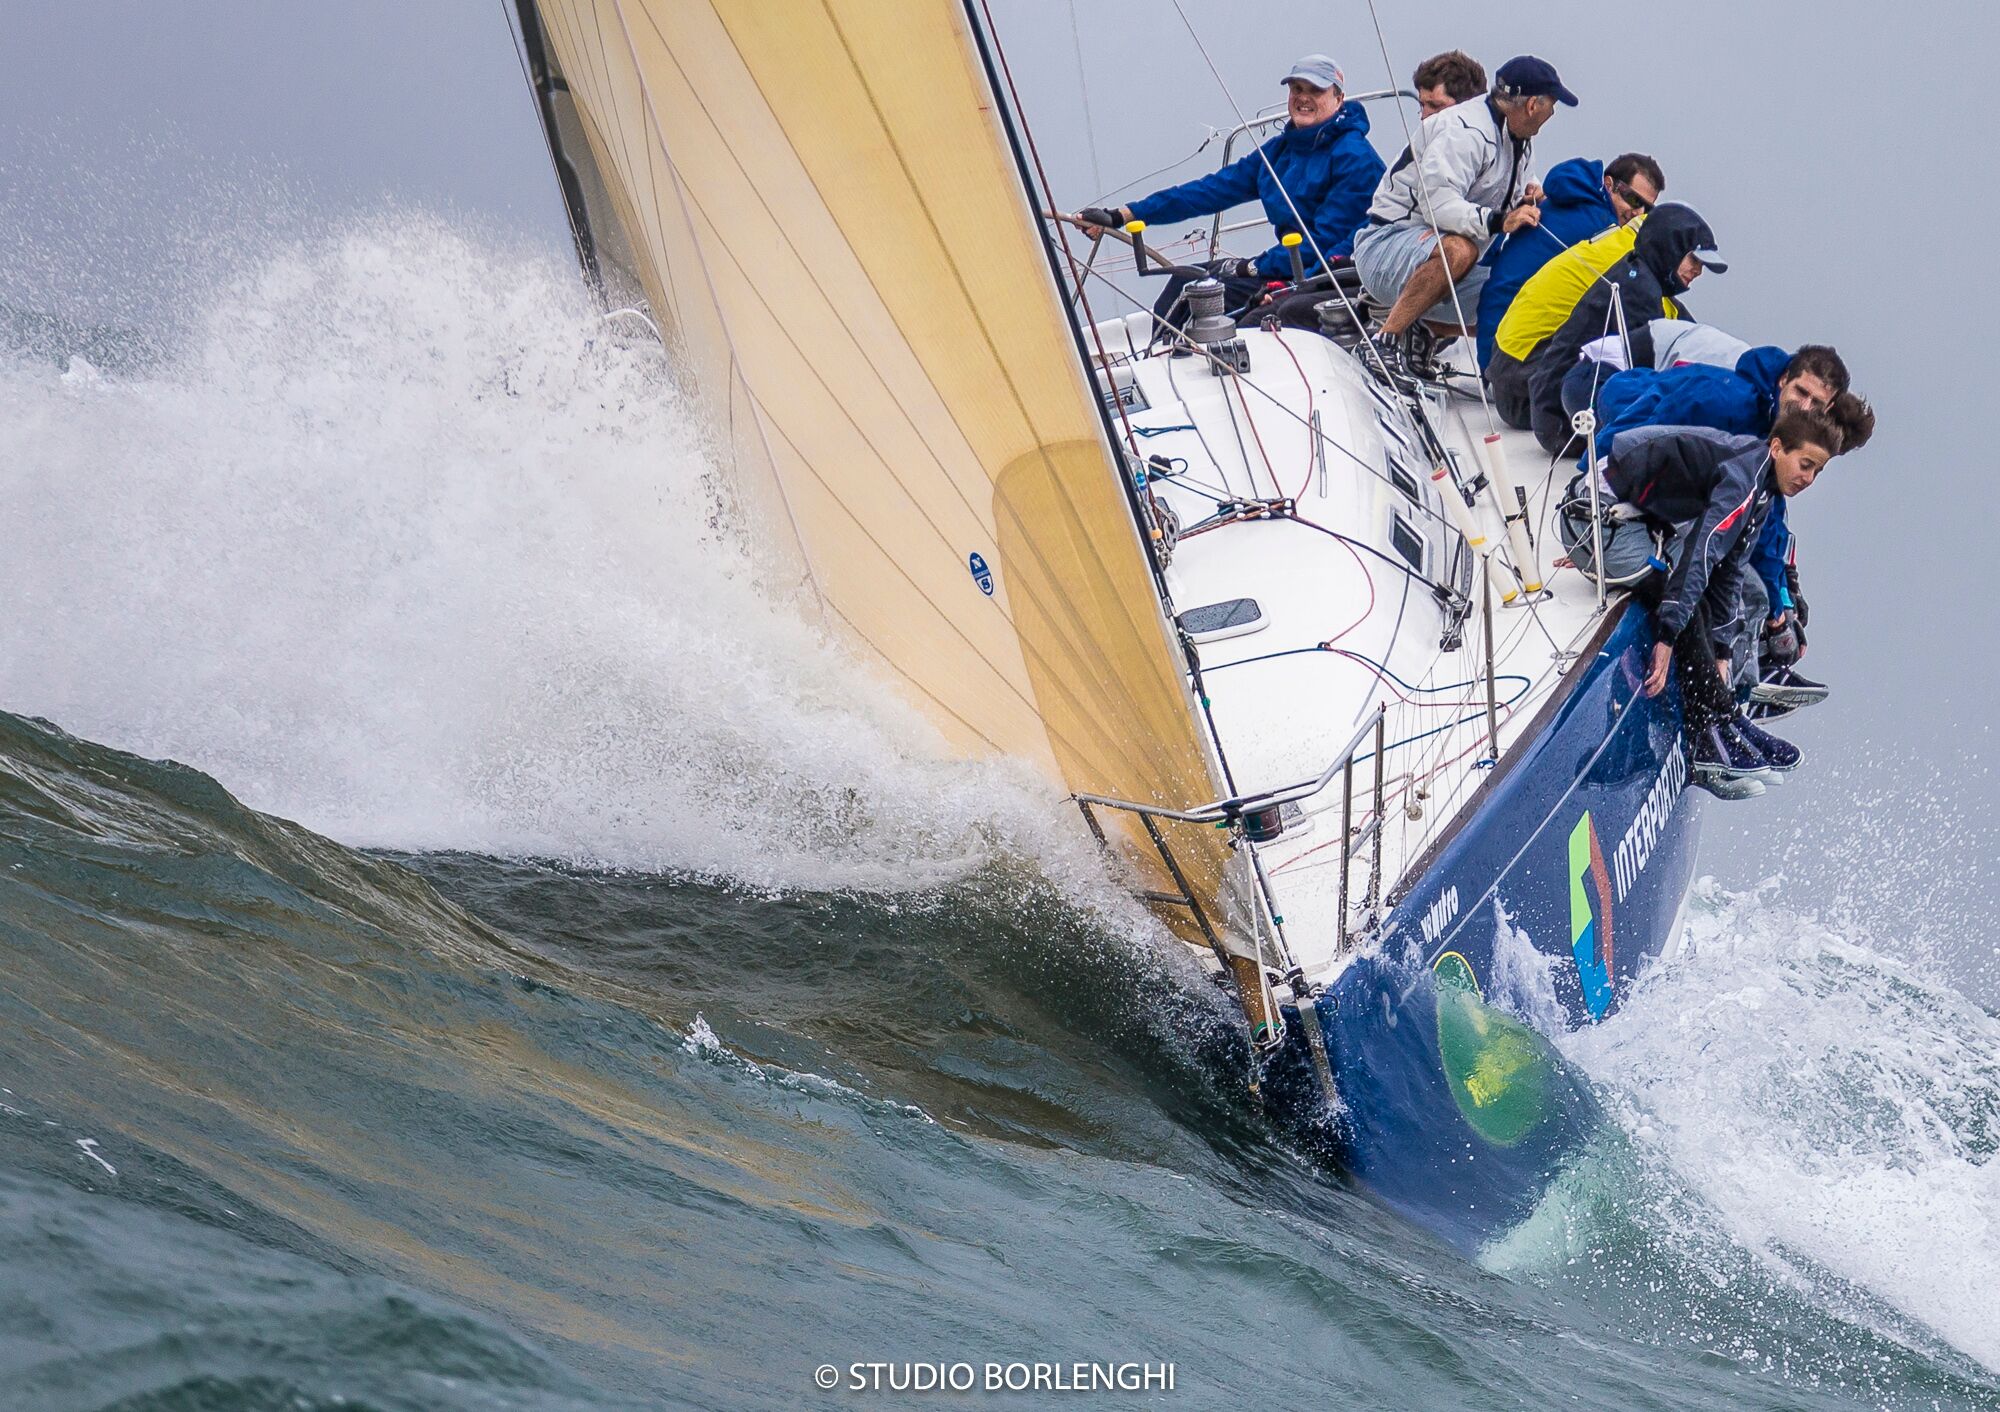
[1692, 724, 1771, 798]
[1729, 716, 1802, 772]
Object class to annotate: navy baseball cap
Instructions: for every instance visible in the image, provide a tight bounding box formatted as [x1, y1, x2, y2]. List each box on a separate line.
[1495, 55, 1579, 107]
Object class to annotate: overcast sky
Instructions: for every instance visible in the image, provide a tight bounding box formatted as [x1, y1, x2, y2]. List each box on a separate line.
[2, 0, 1988, 935]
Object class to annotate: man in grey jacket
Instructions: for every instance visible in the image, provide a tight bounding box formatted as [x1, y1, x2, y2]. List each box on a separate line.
[1354, 56, 1575, 369]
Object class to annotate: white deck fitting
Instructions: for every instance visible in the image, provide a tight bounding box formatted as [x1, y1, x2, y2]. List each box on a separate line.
[1094, 313, 1609, 982]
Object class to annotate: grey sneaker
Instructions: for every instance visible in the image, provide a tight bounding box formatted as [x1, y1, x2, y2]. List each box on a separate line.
[1750, 665, 1829, 711]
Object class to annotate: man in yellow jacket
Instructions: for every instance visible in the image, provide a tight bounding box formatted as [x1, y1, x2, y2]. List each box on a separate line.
[1485, 213, 1646, 428]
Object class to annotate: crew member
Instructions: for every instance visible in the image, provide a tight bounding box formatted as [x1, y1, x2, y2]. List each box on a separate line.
[1352, 55, 1575, 374]
[1078, 55, 1383, 329]
[1561, 410, 1855, 796]
[1477, 152, 1663, 382]
[1413, 50, 1486, 121]
[1524, 203, 1722, 454]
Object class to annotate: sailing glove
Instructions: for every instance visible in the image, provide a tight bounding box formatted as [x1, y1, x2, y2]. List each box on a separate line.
[1762, 614, 1801, 667]
[1078, 206, 1124, 231]
[1209, 257, 1255, 279]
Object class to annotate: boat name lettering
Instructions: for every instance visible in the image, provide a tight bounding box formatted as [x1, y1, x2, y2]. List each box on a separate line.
[1613, 736, 1688, 904]
[1419, 885, 1460, 947]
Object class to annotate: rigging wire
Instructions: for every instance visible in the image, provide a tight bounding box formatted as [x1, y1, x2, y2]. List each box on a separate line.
[1267, 330, 1321, 500]
[1064, 0, 1105, 197]
[1225, 368, 1285, 500]
[1091, 132, 1226, 207]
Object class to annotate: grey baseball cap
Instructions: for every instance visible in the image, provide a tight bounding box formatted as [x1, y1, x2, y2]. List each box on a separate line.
[1281, 55, 1346, 92]
[1691, 246, 1730, 273]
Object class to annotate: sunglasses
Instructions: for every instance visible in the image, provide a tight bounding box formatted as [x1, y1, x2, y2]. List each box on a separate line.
[1613, 181, 1654, 214]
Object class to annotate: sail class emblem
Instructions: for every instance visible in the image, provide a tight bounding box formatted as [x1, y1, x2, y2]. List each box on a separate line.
[968, 552, 995, 596]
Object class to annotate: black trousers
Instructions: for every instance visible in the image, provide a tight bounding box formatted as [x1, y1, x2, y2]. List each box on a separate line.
[1484, 345, 1538, 430]
[1669, 601, 1738, 738]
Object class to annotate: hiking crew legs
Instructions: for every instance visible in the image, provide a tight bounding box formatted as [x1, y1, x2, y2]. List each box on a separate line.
[1557, 505, 1660, 585]
[1673, 601, 1737, 739]
[1485, 346, 1537, 430]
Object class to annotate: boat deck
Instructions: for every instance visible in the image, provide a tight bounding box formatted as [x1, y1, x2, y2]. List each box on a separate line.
[1092, 313, 1611, 981]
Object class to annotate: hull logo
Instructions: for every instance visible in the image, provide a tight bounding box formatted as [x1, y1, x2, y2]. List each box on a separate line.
[1612, 736, 1688, 903]
[1568, 813, 1615, 1020]
[1419, 885, 1460, 947]
[968, 552, 995, 596]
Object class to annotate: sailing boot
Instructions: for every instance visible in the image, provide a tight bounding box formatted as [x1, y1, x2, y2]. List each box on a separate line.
[1360, 331, 1410, 386]
[1728, 715, 1803, 772]
[1400, 322, 1442, 380]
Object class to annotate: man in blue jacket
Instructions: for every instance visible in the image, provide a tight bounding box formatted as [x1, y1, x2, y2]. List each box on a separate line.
[1078, 55, 1384, 327]
[1474, 153, 1663, 369]
[1584, 344, 1858, 704]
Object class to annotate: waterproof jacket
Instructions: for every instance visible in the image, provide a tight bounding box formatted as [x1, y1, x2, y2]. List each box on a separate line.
[1605, 425, 1775, 655]
[1527, 203, 1713, 442]
[1475, 158, 1619, 367]
[1127, 103, 1384, 277]
[1365, 95, 1536, 249]
[1591, 346, 1796, 614]
[1492, 221, 1640, 363]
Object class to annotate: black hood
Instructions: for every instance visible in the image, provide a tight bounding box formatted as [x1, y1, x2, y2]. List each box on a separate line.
[1631, 203, 1714, 295]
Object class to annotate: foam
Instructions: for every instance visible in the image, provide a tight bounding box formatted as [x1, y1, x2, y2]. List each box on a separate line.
[1562, 880, 2000, 1373]
[0, 217, 1110, 900]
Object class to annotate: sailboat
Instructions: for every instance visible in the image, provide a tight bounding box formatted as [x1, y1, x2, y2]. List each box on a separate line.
[505, 0, 1704, 1251]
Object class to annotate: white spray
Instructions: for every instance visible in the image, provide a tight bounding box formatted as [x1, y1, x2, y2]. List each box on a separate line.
[0, 218, 1112, 899]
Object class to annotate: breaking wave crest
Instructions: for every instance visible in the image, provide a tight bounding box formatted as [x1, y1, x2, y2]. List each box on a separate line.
[0, 217, 1105, 898]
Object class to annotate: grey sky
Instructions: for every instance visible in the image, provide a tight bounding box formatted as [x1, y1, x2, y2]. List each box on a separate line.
[1, 1, 1988, 938]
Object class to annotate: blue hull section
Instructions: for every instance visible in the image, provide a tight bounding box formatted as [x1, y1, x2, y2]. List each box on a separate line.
[1268, 604, 1702, 1251]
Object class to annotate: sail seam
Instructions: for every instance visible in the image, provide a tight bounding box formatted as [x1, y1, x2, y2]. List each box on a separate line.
[623, 1, 1000, 538]
[603, 0, 826, 610]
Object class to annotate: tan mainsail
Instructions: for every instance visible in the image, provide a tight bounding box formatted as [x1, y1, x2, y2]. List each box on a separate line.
[526, 0, 1244, 948]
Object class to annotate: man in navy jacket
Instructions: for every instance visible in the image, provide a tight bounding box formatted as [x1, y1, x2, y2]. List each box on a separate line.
[1474, 153, 1663, 369]
[1079, 55, 1384, 326]
[1587, 344, 1857, 698]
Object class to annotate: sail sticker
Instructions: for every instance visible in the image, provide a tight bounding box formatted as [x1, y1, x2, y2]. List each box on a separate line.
[1568, 813, 1616, 1020]
[968, 552, 994, 596]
